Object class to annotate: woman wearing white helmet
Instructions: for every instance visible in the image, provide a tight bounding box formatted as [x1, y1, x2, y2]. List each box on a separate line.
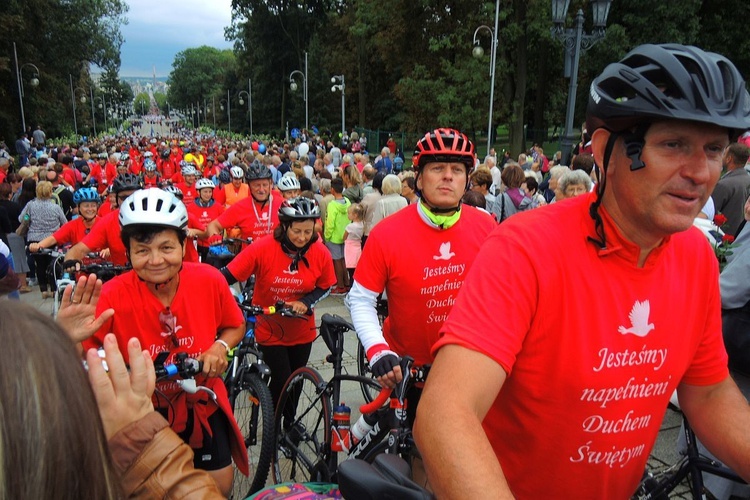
[223, 165, 249, 207]
[83, 189, 248, 496]
[277, 173, 301, 200]
[189, 178, 225, 262]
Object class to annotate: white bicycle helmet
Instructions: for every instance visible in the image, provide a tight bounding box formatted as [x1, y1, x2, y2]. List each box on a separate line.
[230, 166, 244, 179]
[277, 175, 301, 192]
[119, 189, 188, 229]
[182, 163, 198, 176]
[162, 184, 184, 199]
[196, 178, 215, 190]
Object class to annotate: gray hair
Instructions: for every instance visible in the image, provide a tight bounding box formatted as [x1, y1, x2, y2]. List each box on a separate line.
[549, 165, 570, 180]
[381, 174, 402, 196]
[558, 169, 592, 193]
[319, 178, 332, 194]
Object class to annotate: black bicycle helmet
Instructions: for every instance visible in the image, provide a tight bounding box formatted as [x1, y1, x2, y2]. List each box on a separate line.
[217, 168, 231, 185]
[245, 160, 273, 181]
[587, 43, 750, 135]
[278, 197, 321, 223]
[412, 128, 476, 172]
[113, 173, 142, 194]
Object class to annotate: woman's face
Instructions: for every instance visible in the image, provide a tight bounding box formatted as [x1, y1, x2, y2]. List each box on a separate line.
[78, 201, 98, 220]
[199, 187, 213, 202]
[286, 220, 315, 249]
[129, 229, 184, 284]
[402, 181, 412, 195]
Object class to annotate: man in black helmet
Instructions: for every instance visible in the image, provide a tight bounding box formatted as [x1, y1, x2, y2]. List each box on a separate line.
[415, 44, 750, 498]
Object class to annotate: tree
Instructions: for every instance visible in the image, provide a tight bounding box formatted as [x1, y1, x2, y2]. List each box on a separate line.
[134, 93, 150, 116]
[166, 46, 235, 127]
[0, 0, 128, 139]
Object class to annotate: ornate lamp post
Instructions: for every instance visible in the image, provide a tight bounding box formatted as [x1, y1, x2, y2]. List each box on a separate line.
[551, 0, 612, 163]
[238, 79, 252, 136]
[289, 51, 308, 131]
[13, 42, 40, 133]
[472, 0, 500, 157]
[331, 75, 345, 136]
[70, 74, 89, 137]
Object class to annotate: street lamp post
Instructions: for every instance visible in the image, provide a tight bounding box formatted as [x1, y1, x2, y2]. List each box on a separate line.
[551, 0, 612, 163]
[13, 42, 40, 134]
[212, 96, 216, 130]
[238, 80, 252, 136]
[472, 0, 500, 157]
[94, 96, 107, 133]
[331, 75, 345, 135]
[289, 51, 308, 131]
[70, 75, 89, 137]
[220, 91, 231, 132]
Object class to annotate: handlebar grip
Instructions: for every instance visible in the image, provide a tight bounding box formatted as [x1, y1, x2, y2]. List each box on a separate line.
[359, 387, 391, 414]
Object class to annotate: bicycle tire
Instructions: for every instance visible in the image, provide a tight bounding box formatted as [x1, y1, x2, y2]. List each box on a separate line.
[357, 341, 380, 403]
[229, 372, 275, 497]
[273, 366, 332, 484]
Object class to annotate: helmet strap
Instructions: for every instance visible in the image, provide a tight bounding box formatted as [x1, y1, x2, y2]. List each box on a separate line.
[280, 226, 313, 271]
[418, 199, 461, 229]
[623, 124, 649, 171]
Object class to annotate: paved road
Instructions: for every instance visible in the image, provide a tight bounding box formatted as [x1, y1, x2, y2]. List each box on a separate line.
[9, 285, 695, 496]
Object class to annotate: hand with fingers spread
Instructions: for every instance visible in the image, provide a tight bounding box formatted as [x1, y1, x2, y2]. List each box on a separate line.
[87, 334, 156, 440]
[56, 273, 115, 343]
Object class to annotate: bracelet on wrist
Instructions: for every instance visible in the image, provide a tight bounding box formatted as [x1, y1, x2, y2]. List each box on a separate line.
[214, 339, 230, 352]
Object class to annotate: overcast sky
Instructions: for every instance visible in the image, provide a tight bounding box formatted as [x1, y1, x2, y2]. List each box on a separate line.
[116, 0, 234, 78]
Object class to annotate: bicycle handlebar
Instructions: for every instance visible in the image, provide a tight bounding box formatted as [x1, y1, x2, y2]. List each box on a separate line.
[154, 352, 204, 380]
[359, 356, 430, 414]
[237, 299, 310, 319]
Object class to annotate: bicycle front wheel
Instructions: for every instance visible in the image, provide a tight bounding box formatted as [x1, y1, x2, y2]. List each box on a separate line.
[273, 366, 332, 484]
[230, 372, 275, 497]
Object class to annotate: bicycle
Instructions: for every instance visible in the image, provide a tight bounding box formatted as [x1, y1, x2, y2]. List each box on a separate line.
[205, 237, 252, 270]
[633, 413, 747, 499]
[272, 312, 428, 485]
[225, 290, 309, 498]
[355, 294, 389, 403]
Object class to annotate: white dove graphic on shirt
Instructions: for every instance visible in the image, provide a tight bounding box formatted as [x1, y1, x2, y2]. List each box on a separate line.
[433, 242, 456, 261]
[618, 300, 655, 337]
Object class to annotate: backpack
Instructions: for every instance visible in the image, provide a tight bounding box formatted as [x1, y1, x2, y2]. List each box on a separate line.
[52, 185, 66, 210]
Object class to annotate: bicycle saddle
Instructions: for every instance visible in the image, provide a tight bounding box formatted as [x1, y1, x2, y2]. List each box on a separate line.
[338, 454, 433, 500]
[319, 314, 354, 354]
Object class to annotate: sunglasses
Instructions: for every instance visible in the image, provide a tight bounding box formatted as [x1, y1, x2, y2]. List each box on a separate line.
[159, 307, 179, 348]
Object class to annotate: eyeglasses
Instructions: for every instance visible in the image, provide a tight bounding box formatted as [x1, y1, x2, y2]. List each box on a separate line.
[159, 307, 179, 348]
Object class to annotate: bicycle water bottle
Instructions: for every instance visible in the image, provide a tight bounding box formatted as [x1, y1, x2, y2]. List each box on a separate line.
[351, 412, 378, 444]
[331, 403, 351, 452]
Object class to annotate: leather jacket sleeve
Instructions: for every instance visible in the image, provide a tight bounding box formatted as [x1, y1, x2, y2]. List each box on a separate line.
[109, 411, 225, 499]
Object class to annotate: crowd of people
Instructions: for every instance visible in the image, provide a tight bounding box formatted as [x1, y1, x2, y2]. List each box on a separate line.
[1, 42, 750, 499]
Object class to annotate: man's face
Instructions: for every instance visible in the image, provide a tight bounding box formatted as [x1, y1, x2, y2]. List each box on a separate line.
[249, 179, 271, 201]
[417, 162, 467, 210]
[184, 174, 196, 186]
[116, 189, 137, 208]
[596, 120, 728, 246]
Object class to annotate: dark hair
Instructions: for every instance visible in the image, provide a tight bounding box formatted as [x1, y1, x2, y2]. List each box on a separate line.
[0, 183, 11, 200]
[470, 169, 492, 189]
[18, 178, 37, 208]
[331, 177, 344, 194]
[299, 176, 313, 192]
[571, 153, 595, 175]
[121, 225, 187, 256]
[0, 302, 121, 498]
[273, 220, 319, 244]
[524, 177, 539, 194]
[402, 176, 415, 191]
[462, 190, 486, 209]
[726, 142, 750, 167]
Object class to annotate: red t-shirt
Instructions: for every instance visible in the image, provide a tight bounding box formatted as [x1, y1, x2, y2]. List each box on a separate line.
[89, 163, 105, 193]
[354, 204, 495, 365]
[214, 186, 227, 207]
[103, 163, 118, 187]
[183, 213, 201, 263]
[434, 193, 729, 498]
[52, 216, 99, 247]
[227, 235, 335, 346]
[175, 182, 198, 209]
[142, 173, 161, 188]
[217, 194, 282, 241]
[61, 166, 81, 187]
[97, 201, 114, 218]
[86, 263, 243, 368]
[81, 209, 128, 265]
[188, 201, 225, 247]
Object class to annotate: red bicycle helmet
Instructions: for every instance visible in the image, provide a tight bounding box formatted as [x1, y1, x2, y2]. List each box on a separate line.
[413, 128, 475, 173]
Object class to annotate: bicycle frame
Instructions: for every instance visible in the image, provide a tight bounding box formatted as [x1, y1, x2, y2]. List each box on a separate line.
[636, 416, 746, 499]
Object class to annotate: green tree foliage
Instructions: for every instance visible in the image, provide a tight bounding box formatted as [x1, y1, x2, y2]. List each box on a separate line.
[0, 0, 128, 140]
[133, 93, 150, 116]
[166, 46, 236, 126]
